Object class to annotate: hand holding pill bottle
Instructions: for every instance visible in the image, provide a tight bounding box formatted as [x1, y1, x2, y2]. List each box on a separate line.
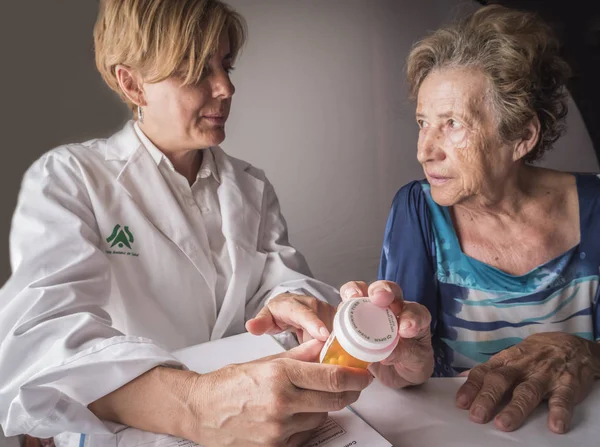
[319, 298, 399, 369]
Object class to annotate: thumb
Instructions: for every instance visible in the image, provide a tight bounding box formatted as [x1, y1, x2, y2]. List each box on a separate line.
[246, 306, 278, 335]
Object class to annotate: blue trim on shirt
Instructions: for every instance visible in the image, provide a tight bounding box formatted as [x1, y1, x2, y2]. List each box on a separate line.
[379, 174, 600, 376]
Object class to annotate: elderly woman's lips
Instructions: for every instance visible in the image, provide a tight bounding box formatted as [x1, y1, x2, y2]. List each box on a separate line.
[427, 174, 451, 185]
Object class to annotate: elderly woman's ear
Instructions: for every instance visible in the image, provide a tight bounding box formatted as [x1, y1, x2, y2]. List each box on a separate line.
[114, 65, 146, 107]
[512, 116, 541, 162]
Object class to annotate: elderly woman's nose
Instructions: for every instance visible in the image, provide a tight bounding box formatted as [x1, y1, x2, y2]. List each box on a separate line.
[417, 130, 444, 163]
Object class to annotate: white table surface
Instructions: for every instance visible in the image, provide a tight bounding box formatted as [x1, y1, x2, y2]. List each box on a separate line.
[175, 333, 600, 447]
[351, 377, 600, 447]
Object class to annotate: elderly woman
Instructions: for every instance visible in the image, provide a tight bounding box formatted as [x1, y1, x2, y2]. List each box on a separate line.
[0, 1, 431, 446]
[378, 4, 600, 435]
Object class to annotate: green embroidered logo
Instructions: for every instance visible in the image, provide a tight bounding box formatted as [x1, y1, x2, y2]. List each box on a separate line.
[105, 224, 139, 256]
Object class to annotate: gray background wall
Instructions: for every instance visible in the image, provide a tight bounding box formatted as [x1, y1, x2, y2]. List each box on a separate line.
[0, 0, 596, 292]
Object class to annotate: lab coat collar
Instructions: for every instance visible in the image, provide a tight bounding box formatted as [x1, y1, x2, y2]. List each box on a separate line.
[199, 147, 221, 184]
[105, 122, 259, 223]
[131, 121, 221, 184]
[104, 121, 141, 162]
[106, 121, 264, 338]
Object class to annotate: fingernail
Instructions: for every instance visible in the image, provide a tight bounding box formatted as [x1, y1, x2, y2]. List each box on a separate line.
[456, 394, 469, 409]
[554, 420, 566, 433]
[496, 414, 512, 431]
[472, 406, 488, 423]
[319, 327, 330, 338]
[373, 286, 391, 294]
[346, 288, 361, 298]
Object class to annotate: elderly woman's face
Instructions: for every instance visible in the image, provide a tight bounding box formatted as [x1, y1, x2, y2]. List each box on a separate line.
[416, 68, 514, 206]
[141, 32, 235, 150]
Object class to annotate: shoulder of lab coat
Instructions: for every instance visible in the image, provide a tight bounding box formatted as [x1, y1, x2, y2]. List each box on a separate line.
[0, 134, 183, 438]
[213, 148, 341, 350]
[218, 148, 342, 317]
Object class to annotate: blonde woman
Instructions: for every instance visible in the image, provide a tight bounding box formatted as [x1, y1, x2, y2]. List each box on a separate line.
[0, 1, 432, 446]
[381, 5, 600, 435]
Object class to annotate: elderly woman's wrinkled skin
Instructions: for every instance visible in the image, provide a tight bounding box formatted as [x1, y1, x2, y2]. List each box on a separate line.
[415, 66, 600, 434]
[416, 67, 580, 275]
[417, 67, 524, 208]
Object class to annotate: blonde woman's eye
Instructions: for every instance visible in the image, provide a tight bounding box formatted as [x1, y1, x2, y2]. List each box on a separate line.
[448, 119, 461, 129]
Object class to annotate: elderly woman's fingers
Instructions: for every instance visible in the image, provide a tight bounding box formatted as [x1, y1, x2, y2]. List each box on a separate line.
[340, 281, 405, 317]
[378, 303, 433, 385]
[339, 281, 369, 300]
[546, 376, 579, 434]
[467, 367, 521, 424]
[365, 281, 404, 318]
[491, 375, 549, 431]
[396, 302, 431, 339]
[455, 356, 505, 409]
[456, 364, 488, 409]
[379, 337, 434, 385]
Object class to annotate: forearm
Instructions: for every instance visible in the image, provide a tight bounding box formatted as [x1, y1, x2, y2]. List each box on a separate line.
[89, 366, 199, 438]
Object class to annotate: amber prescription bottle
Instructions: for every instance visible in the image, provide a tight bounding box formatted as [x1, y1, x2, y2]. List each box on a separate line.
[319, 298, 399, 369]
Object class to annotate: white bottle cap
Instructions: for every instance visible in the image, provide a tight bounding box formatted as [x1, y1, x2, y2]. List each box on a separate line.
[333, 298, 399, 363]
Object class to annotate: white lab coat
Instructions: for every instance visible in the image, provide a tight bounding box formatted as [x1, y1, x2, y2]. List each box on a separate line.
[0, 121, 339, 442]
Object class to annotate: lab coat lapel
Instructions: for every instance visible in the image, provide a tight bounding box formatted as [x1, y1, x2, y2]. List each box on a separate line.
[108, 123, 217, 295]
[211, 148, 264, 339]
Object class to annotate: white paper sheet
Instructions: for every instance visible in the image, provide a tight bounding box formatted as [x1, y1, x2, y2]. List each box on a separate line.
[111, 408, 390, 447]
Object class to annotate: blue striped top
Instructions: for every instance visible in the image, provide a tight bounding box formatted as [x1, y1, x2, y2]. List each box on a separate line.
[379, 174, 600, 377]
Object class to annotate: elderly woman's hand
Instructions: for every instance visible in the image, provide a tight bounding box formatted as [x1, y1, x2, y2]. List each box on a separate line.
[340, 280, 434, 388]
[456, 332, 600, 433]
[246, 293, 337, 343]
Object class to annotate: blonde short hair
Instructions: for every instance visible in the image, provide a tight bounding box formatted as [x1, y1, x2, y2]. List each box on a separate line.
[94, 0, 246, 115]
[407, 5, 571, 162]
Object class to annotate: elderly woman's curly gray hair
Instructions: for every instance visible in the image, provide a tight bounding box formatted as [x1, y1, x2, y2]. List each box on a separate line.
[407, 5, 571, 163]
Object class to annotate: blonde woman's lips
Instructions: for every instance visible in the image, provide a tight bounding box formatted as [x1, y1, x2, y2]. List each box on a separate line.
[202, 115, 226, 125]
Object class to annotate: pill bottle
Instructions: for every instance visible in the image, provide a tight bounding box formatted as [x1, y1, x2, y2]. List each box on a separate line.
[319, 298, 399, 369]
